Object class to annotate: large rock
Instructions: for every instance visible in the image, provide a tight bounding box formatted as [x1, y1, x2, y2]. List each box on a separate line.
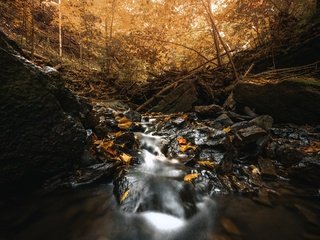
[234, 77, 320, 124]
[150, 81, 198, 113]
[0, 32, 87, 187]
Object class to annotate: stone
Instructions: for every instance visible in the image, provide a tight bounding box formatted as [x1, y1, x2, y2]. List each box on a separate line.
[213, 113, 233, 127]
[0, 32, 87, 187]
[150, 81, 198, 113]
[234, 77, 320, 124]
[194, 104, 224, 118]
[235, 125, 267, 145]
[258, 158, 277, 180]
[250, 115, 274, 131]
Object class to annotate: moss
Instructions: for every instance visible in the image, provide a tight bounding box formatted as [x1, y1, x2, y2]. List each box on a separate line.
[280, 77, 320, 88]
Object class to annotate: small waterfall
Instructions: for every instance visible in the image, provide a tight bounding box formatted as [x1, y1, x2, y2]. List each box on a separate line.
[117, 120, 205, 230]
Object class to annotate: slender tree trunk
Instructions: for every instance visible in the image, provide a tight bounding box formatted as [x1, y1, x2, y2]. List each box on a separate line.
[201, 0, 222, 66]
[58, 0, 62, 57]
[109, 0, 116, 40]
[21, 1, 28, 46]
[201, 0, 238, 80]
[30, 0, 35, 60]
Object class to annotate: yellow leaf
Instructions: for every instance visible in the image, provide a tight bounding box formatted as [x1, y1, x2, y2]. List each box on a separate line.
[93, 139, 103, 145]
[97, 140, 117, 156]
[223, 126, 232, 133]
[184, 173, 199, 182]
[180, 143, 197, 152]
[120, 189, 130, 203]
[115, 131, 124, 138]
[251, 166, 261, 175]
[302, 141, 320, 153]
[198, 160, 215, 169]
[115, 116, 133, 130]
[177, 136, 188, 145]
[181, 114, 188, 121]
[118, 121, 133, 130]
[118, 143, 126, 149]
[100, 140, 114, 150]
[120, 153, 132, 164]
[164, 116, 172, 121]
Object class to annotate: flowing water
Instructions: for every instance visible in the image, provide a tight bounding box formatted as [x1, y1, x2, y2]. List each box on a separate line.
[0, 120, 319, 240]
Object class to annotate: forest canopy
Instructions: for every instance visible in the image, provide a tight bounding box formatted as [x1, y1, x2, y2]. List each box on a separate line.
[0, 0, 318, 81]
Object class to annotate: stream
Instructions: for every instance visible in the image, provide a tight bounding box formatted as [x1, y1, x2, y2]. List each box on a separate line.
[1, 114, 319, 240]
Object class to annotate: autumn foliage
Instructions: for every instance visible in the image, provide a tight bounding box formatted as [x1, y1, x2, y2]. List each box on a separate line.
[0, 0, 317, 80]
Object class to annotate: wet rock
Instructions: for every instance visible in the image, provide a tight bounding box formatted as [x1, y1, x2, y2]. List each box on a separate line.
[0, 33, 87, 187]
[231, 121, 252, 132]
[234, 77, 320, 124]
[250, 115, 274, 131]
[194, 104, 224, 118]
[288, 157, 320, 187]
[258, 158, 277, 181]
[213, 113, 233, 127]
[234, 125, 267, 146]
[90, 106, 115, 137]
[123, 109, 141, 122]
[150, 81, 198, 113]
[276, 144, 304, 166]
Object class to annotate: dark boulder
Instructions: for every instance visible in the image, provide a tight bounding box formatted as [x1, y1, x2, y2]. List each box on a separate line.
[150, 81, 198, 113]
[0, 32, 87, 187]
[234, 77, 320, 124]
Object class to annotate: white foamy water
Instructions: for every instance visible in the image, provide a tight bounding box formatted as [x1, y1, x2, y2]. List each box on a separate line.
[142, 212, 185, 231]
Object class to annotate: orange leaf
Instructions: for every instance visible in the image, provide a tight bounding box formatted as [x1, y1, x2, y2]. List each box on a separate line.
[223, 126, 232, 133]
[180, 143, 197, 152]
[198, 160, 215, 169]
[177, 136, 188, 145]
[302, 141, 320, 153]
[120, 189, 130, 203]
[181, 114, 189, 121]
[120, 153, 132, 164]
[184, 173, 199, 182]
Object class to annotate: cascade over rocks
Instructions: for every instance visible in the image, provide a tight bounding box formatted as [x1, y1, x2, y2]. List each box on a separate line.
[0, 32, 88, 187]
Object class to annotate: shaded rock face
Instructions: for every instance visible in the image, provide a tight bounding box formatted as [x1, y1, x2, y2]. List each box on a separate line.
[150, 81, 198, 113]
[0, 32, 87, 187]
[234, 77, 320, 124]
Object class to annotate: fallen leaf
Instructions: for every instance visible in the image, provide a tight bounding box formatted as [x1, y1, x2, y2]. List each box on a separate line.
[118, 121, 133, 130]
[120, 153, 132, 164]
[184, 173, 199, 182]
[114, 131, 124, 138]
[177, 136, 188, 145]
[164, 116, 172, 121]
[198, 160, 215, 169]
[181, 114, 189, 121]
[302, 141, 320, 153]
[251, 165, 261, 175]
[115, 116, 128, 123]
[120, 189, 130, 203]
[180, 143, 197, 152]
[97, 140, 117, 156]
[223, 126, 232, 133]
[93, 139, 103, 145]
[117, 143, 126, 149]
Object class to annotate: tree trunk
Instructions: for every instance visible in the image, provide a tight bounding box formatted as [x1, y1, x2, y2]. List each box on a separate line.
[58, 0, 62, 57]
[30, 0, 35, 60]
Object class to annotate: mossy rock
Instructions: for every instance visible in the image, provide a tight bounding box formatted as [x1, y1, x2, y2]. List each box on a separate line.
[234, 76, 320, 124]
[0, 32, 87, 188]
